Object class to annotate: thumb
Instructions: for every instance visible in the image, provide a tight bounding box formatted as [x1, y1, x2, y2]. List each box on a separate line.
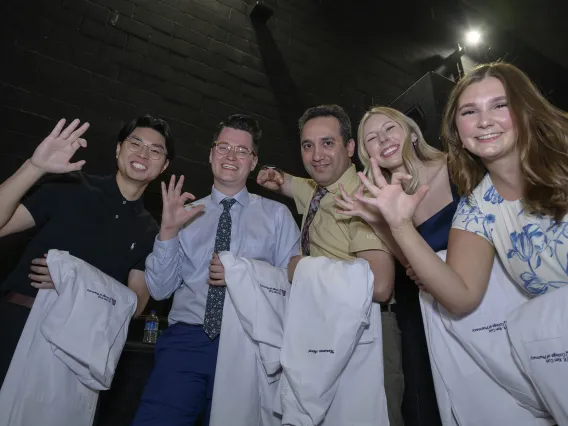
[411, 184, 430, 204]
[69, 160, 86, 171]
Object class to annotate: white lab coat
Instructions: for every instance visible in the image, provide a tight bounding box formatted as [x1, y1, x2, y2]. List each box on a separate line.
[437, 252, 549, 418]
[210, 253, 290, 426]
[419, 251, 553, 425]
[0, 250, 137, 426]
[507, 284, 568, 425]
[276, 256, 388, 426]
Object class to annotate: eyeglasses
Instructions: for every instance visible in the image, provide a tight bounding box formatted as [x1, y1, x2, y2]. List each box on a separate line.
[213, 141, 256, 159]
[125, 137, 167, 160]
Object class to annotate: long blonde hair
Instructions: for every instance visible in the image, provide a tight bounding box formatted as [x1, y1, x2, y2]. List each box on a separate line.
[357, 106, 445, 194]
[441, 62, 568, 221]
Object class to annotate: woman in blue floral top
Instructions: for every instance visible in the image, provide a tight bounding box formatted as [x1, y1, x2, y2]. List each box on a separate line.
[346, 62, 568, 318]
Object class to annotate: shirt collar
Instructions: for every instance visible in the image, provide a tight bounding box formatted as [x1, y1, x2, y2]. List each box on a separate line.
[324, 164, 358, 194]
[100, 175, 145, 214]
[211, 186, 250, 208]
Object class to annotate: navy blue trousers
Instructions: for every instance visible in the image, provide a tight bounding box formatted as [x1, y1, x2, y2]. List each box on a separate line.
[131, 323, 220, 426]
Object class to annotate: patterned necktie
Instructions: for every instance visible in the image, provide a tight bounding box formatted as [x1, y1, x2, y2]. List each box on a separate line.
[203, 197, 236, 339]
[300, 186, 328, 256]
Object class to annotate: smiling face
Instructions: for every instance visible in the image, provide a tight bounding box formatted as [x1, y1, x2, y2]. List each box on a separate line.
[300, 116, 354, 187]
[116, 127, 169, 184]
[455, 76, 517, 163]
[362, 113, 414, 173]
[209, 126, 258, 194]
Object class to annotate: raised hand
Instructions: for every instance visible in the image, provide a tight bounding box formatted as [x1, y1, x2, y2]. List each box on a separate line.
[355, 158, 429, 231]
[256, 166, 284, 191]
[159, 175, 205, 240]
[30, 118, 90, 173]
[335, 183, 384, 227]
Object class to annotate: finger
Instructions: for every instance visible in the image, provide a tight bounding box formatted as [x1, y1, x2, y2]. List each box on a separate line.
[59, 119, 81, 140]
[168, 175, 176, 198]
[335, 208, 358, 217]
[370, 158, 388, 189]
[31, 282, 56, 289]
[354, 184, 365, 198]
[406, 267, 415, 276]
[181, 192, 196, 202]
[31, 258, 48, 266]
[212, 252, 220, 260]
[68, 122, 90, 142]
[207, 279, 226, 286]
[411, 185, 430, 204]
[185, 204, 205, 219]
[390, 172, 413, 186]
[334, 197, 354, 211]
[29, 273, 52, 282]
[30, 265, 50, 274]
[357, 172, 381, 198]
[354, 192, 380, 209]
[161, 181, 167, 201]
[209, 261, 223, 270]
[175, 175, 185, 197]
[209, 271, 224, 280]
[74, 138, 88, 149]
[256, 170, 267, 184]
[338, 184, 352, 203]
[68, 160, 86, 171]
[49, 119, 66, 138]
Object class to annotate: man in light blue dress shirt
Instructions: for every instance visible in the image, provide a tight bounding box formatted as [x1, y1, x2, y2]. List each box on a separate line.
[132, 114, 300, 426]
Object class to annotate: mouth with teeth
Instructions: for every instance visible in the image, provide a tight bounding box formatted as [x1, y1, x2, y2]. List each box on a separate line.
[221, 164, 238, 171]
[380, 145, 400, 158]
[131, 161, 148, 171]
[312, 164, 330, 172]
[476, 133, 502, 142]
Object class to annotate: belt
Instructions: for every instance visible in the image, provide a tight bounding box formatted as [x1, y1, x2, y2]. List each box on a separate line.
[2, 291, 35, 309]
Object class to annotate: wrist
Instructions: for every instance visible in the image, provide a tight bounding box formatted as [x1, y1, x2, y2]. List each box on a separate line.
[23, 159, 47, 179]
[389, 220, 414, 238]
[158, 226, 179, 241]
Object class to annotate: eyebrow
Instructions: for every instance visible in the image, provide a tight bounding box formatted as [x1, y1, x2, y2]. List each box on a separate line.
[458, 95, 508, 112]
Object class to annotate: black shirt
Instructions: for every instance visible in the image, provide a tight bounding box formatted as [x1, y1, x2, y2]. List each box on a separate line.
[1, 173, 159, 297]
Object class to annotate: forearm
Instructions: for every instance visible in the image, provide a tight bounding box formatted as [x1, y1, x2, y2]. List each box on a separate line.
[372, 278, 393, 303]
[390, 223, 477, 315]
[0, 160, 44, 229]
[145, 236, 183, 300]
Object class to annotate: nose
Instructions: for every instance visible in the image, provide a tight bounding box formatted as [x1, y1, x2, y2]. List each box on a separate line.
[226, 145, 237, 160]
[477, 109, 494, 128]
[312, 144, 323, 161]
[378, 132, 389, 144]
[138, 145, 150, 159]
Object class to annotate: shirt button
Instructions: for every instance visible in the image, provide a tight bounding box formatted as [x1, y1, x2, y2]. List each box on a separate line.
[123, 201, 126, 205]
[115, 215, 119, 219]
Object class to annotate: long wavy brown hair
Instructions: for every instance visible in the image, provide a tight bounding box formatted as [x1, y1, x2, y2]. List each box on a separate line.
[441, 62, 568, 221]
[358, 106, 445, 194]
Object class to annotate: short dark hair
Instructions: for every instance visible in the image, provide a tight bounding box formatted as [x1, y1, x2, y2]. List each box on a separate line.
[118, 115, 175, 161]
[298, 104, 352, 145]
[212, 114, 262, 153]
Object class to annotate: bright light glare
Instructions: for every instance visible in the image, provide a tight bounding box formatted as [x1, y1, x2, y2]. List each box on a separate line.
[465, 30, 481, 45]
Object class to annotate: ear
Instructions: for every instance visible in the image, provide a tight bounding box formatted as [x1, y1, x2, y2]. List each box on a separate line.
[116, 142, 121, 159]
[250, 155, 258, 171]
[411, 133, 418, 143]
[160, 159, 170, 174]
[346, 138, 355, 158]
[209, 149, 213, 164]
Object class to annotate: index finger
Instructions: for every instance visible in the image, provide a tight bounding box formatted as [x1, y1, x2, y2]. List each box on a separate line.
[68, 122, 90, 142]
[370, 158, 388, 189]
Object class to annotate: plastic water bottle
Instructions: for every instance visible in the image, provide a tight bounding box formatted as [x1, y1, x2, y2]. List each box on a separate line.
[143, 310, 159, 344]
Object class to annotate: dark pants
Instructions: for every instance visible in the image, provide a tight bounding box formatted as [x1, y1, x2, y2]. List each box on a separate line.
[0, 300, 31, 387]
[131, 323, 220, 426]
[382, 310, 405, 426]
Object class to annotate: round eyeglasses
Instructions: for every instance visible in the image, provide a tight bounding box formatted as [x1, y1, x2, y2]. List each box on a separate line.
[126, 137, 167, 160]
[213, 141, 256, 159]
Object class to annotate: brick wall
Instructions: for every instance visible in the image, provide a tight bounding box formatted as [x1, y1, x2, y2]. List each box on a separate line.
[1, 0, 566, 286]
